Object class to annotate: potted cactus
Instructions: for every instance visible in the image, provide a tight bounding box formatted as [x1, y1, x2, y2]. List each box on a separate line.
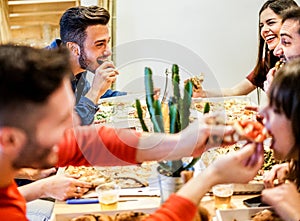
[136, 64, 204, 201]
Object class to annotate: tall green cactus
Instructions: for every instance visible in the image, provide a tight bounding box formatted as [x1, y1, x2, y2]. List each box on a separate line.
[136, 64, 196, 177]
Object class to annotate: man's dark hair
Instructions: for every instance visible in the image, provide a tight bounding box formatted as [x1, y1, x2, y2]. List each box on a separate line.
[0, 44, 71, 128]
[60, 6, 110, 47]
[281, 7, 300, 35]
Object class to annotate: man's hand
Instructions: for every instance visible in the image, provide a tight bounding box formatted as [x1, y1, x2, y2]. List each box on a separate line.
[263, 67, 276, 93]
[42, 175, 92, 200]
[15, 168, 57, 180]
[19, 174, 92, 201]
[85, 60, 119, 104]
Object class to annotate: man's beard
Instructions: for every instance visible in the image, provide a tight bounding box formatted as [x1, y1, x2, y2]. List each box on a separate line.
[79, 49, 89, 70]
[12, 134, 58, 169]
[78, 46, 108, 73]
[78, 46, 95, 73]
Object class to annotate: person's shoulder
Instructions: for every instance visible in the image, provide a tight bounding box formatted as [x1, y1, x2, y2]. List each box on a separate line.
[45, 39, 62, 49]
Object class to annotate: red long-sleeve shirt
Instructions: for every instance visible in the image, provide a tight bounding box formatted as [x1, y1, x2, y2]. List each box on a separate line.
[0, 126, 197, 221]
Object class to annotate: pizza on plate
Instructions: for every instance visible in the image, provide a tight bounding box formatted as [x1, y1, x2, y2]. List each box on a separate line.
[71, 211, 149, 221]
[64, 162, 157, 189]
[64, 166, 111, 188]
[251, 209, 283, 221]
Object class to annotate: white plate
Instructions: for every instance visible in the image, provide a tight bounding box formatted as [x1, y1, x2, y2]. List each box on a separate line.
[216, 207, 272, 221]
[82, 187, 160, 198]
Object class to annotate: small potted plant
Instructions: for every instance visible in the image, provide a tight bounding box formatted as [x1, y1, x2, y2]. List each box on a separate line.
[136, 64, 208, 201]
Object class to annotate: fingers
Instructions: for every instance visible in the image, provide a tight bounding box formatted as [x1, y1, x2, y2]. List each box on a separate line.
[205, 125, 236, 148]
[98, 60, 118, 73]
[237, 143, 257, 159]
[73, 179, 92, 189]
[263, 163, 289, 188]
[74, 185, 90, 194]
[243, 143, 264, 167]
[39, 167, 57, 178]
[67, 180, 92, 199]
[95, 60, 119, 78]
[244, 106, 259, 112]
[65, 173, 81, 179]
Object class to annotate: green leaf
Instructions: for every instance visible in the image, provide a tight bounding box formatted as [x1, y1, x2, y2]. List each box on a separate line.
[180, 80, 193, 130]
[135, 99, 149, 132]
[203, 102, 210, 114]
[172, 64, 181, 103]
[169, 104, 178, 134]
[154, 100, 165, 133]
[145, 67, 162, 133]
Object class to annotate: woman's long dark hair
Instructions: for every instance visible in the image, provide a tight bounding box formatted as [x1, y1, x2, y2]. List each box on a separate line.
[252, 0, 298, 89]
[269, 58, 300, 188]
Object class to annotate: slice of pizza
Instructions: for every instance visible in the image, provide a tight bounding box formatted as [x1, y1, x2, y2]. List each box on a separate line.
[204, 115, 268, 144]
[114, 211, 149, 221]
[64, 166, 111, 188]
[233, 119, 269, 143]
[190, 75, 204, 93]
[71, 214, 113, 221]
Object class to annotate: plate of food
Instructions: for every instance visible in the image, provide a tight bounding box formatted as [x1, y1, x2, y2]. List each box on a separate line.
[94, 94, 149, 126]
[216, 207, 282, 221]
[192, 95, 256, 123]
[56, 208, 156, 221]
[63, 162, 159, 197]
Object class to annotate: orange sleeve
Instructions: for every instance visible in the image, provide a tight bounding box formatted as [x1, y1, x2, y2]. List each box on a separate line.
[56, 125, 141, 167]
[145, 194, 197, 221]
[0, 182, 28, 221]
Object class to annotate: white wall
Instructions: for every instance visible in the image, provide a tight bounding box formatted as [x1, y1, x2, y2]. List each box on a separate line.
[113, 0, 299, 105]
[80, 0, 98, 6]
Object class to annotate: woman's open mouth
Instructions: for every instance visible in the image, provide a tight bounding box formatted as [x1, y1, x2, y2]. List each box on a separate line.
[264, 131, 275, 150]
[265, 35, 277, 45]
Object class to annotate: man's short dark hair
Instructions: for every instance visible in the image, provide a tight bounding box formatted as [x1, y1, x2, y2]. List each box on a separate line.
[60, 6, 110, 46]
[281, 7, 300, 35]
[0, 44, 71, 128]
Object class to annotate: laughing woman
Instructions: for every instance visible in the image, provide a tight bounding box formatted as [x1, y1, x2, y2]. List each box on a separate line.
[195, 0, 298, 97]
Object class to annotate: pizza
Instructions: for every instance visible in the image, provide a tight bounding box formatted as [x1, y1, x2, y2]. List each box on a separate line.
[94, 102, 115, 124]
[190, 75, 204, 93]
[114, 211, 149, 221]
[64, 162, 157, 189]
[96, 162, 157, 188]
[251, 209, 283, 221]
[275, 60, 285, 71]
[71, 211, 149, 221]
[71, 214, 112, 221]
[193, 97, 256, 124]
[200, 144, 242, 167]
[233, 119, 269, 143]
[204, 112, 268, 143]
[64, 166, 111, 188]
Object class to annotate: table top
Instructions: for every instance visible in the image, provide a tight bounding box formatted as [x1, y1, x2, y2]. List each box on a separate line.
[50, 192, 259, 221]
[52, 166, 260, 221]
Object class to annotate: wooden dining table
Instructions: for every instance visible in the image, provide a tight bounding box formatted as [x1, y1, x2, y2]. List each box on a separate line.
[49, 182, 260, 221]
